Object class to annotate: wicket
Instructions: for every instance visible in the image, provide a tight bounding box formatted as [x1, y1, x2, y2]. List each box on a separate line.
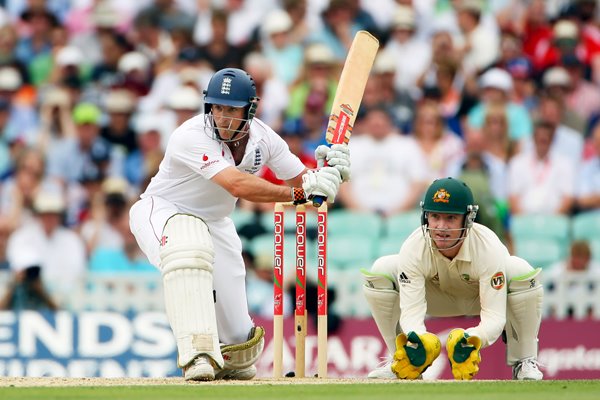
[272, 202, 328, 378]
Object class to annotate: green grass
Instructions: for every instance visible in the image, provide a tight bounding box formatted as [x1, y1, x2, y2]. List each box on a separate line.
[1, 381, 599, 400]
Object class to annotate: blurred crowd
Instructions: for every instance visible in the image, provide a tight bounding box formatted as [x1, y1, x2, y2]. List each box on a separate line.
[0, 0, 599, 313]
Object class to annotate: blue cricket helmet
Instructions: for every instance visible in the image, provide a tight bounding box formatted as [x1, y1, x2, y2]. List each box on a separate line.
[204, 68, 258, 112]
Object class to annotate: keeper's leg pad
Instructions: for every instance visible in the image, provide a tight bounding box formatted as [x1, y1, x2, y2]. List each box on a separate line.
[362, 255, 401, 356]
[505, 256, 543, 365]
[220, 326, 265, 370]
[160, 214, 224, 369]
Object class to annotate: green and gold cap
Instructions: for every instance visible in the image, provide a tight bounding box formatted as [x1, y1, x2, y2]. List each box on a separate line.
[422, 177, 475, 214]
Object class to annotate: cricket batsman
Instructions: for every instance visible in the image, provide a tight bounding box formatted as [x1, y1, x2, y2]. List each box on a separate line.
[363, 177, 543, 380]
[129, 68, 350, 381]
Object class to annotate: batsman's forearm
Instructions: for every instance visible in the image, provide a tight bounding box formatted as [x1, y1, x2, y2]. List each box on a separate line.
[228, 173, 297, 203]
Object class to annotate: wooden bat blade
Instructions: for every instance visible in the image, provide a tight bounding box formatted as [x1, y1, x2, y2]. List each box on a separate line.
[326, 30, 379, 145]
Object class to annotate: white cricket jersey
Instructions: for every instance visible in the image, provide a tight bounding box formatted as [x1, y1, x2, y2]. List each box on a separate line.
[141, 115, 305, 221]
[397, 223, 509, 347]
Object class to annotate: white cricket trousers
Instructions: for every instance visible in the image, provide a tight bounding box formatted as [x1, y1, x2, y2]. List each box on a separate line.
[129, 195, 253, 344]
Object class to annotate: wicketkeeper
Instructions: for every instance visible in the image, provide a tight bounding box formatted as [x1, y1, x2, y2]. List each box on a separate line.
[363, 177, 543, 380]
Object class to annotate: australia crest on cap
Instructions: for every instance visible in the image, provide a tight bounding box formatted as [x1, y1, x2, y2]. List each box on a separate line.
[433, 188, 451, 203]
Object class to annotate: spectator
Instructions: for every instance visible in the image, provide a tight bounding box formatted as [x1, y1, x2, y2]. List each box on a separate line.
[505, 57, 537, 112]
[46, 102, 120, 185]
[136, 0, 195, 34]
[412, 101, 464, 181]
[467, 68, 532, 141]
[309, 0, 378, 61]
[6, 190, 86, 306]
[129, 8, 175, 66]
[520, 0, 553, 72]
[281, 0, 312, 45]
[194, 0, 265, 48]
[508, 120, 576, 215]
[338, 106, 427, 216]
[286, 43, 338, 125]
[242, 52, 288, 131]
[36, 86, 76, 152]
[15, 6, 57, 66]
[164, 85, 202, 138]
[260, 9, 303, 86]
[0, 66, 39, 145]
[454, 0, 500, 75]
[524, 92, 584, 166]
[0, 97, 14, 177]
[64, 0, 130, 66]
[540, 66, 587, 134]
[532, 19, 600, 74]
[547, 240, 600, 279]
[381, 5, 431, 99]
[561, 54, 600, 125]
[545, 240, 600, 318]
[0, 147, 47, 231]
[115, 51, 152, 97]
[196, 9, 247, 72]
[0, 24, 28, 82]
[361, 51, 414, 133]
[479, 103, 514, 163]
[89, 30, 131, 90]
[124, 114, 165, 191]
[448, 131, 508, 240]
[80, 177, 129, 255]
[0, 263, 58, 311]
[576, 123, 600, 212]
[100, 89, 138, 154]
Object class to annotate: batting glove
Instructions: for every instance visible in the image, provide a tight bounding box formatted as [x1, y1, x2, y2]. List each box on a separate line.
[314, 144, 351, 182]
[302, 167, 341, 203]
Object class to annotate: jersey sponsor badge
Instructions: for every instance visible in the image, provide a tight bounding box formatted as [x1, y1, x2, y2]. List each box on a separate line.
[490, 272, 505, 290]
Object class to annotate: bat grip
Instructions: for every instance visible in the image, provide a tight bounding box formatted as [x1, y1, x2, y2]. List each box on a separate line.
[312, 195, 326, 207]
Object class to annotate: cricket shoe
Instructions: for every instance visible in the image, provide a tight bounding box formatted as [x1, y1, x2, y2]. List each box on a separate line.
[512, 358, 543, 380]
[183, 355, 215, 381]
[215, 365, 257, 380]
[367, 358, 396, 379]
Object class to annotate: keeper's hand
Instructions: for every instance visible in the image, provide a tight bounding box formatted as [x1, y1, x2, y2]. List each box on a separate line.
[391, 331, 441, 379]
[446, 328, 482, 380]
[301, 167, 341, 203]
[314, 144, 351, 182]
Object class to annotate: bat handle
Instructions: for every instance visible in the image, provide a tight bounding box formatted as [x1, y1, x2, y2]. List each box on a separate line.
[312, 195, 326, 207]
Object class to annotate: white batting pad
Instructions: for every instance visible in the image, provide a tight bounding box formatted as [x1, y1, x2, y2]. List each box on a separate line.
[506, 264, 543, 365]
[160, 214, 224, 368]
[362, 257, 401, 356]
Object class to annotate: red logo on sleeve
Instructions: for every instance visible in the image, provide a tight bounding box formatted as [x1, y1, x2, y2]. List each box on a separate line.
[202, 154, 208, 161]
[490, 272, 505, 290]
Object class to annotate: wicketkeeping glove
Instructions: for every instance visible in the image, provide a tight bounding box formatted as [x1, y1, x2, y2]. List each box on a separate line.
[391, 331, 441, 379]
[446, 328, 482, 380]
[314, 144, 351, 182]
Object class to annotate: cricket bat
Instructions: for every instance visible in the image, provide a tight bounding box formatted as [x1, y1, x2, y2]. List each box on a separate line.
[312, 30, 379, 207]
